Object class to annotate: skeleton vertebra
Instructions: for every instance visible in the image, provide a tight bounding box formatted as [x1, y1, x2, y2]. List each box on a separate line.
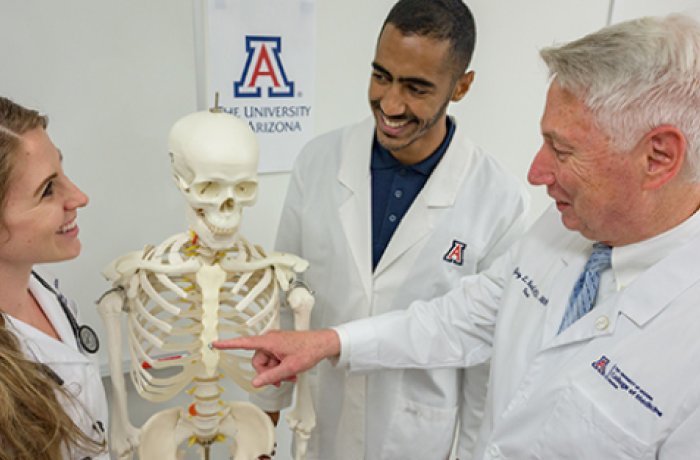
[98, 110, 315, 459]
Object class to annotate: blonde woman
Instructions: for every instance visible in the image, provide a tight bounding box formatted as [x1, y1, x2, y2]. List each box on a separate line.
[0, 96, 108, 459]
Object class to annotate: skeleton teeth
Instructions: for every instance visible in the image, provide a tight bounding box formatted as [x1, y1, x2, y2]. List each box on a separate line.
[203, 219, 237, 235]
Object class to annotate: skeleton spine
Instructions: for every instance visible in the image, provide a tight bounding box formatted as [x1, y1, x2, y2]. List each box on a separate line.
[188, 377, 226, 439]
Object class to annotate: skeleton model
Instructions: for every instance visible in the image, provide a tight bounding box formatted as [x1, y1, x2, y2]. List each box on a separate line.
[98, 109, 316, 460]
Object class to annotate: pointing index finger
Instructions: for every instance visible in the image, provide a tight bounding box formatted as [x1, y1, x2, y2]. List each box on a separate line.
[211, 336, 264, 351]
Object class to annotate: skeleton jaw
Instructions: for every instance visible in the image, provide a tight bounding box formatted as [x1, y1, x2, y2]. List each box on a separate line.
[195, 208, 240, 235]
[185, 206, 241, 250]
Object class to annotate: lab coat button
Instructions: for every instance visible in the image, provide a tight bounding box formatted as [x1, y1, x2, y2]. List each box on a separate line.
[488, 445, 501, 458]
[595, 315, 609, 331]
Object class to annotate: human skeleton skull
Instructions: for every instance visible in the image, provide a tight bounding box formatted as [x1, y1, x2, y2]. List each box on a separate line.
[169, 111, 258, 250]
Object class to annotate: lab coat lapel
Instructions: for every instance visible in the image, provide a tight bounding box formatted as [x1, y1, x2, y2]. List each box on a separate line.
[338, 118, 374, 300]
[544, 231, 700, 349]
[374, 130, 469, 277]
[29, 274, 82, 355]
[373, 192, 433, 277]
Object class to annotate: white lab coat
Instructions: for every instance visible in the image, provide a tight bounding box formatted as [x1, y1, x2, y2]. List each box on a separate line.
[337, 205, 700, 459]
[253, 117, 529, 459]
[6, 273, 109, 460]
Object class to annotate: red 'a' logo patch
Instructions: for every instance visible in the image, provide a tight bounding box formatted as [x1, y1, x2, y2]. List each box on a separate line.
[443, 240, 466, 266]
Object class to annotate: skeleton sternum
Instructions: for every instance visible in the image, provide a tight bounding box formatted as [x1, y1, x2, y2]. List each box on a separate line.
[195, 264, 226, 377]
[188, 264, 227, 439]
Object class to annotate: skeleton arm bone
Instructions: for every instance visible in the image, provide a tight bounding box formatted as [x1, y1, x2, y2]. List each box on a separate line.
[286, 282, 314, 331]
[96, 287, 140, 460]
[281, 278, 316, 459]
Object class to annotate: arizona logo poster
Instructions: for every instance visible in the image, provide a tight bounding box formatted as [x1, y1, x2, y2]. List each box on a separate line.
[206, 0, 316, 172]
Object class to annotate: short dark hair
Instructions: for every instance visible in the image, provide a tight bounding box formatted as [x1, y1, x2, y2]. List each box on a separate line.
[381, 0, 476, 75]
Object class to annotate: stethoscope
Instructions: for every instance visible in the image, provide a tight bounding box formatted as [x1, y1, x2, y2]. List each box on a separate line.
[32, 271, 100, 355]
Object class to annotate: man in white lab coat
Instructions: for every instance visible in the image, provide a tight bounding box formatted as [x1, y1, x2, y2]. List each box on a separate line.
[216, 13, 700, 460]
[250, 0, 529, 459]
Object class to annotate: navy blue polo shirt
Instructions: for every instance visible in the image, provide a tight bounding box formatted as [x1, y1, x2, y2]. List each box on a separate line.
[371, 117, 456, 269]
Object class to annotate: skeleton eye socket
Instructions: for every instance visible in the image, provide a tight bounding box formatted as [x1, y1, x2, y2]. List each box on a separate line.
[235, 181, 256, 199]
[194, 181, 221, 198]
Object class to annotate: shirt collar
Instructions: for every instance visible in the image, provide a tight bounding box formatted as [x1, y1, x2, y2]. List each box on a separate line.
[612, 209, 700, 290]
[370, 116, 455, 175]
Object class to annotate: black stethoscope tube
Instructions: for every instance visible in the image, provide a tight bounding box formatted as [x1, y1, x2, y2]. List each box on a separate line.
[31, 271, 99, 354]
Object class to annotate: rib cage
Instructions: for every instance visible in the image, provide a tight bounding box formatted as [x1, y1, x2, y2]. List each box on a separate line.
[124, 233, 283, 403]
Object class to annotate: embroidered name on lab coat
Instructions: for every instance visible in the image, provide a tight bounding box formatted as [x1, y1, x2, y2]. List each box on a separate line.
[512, 267, 549, 306]
[443, 240, 466, 266]
[592, 355, 663, 417]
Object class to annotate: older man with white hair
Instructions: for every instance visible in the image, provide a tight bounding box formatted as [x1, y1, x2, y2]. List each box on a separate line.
[215, 14, 700, 459]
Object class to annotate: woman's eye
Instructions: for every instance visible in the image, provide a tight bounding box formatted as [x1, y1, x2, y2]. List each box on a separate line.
[41, 180, 54, 198]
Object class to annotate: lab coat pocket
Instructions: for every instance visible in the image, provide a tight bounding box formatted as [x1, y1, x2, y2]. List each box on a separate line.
[381, 397, 457, 460]
[534, 385, 653, 460]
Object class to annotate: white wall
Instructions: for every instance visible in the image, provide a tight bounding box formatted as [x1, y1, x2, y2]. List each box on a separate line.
[4, 1, 697, 458]
[453, 0, 610, 216]
[612, 0, 700, 21]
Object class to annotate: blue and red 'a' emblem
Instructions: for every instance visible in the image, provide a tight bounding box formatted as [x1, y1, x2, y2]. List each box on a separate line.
[443, 240, 466, 266]
[592, 355, 610, 375]
[234, 36, 295, 98]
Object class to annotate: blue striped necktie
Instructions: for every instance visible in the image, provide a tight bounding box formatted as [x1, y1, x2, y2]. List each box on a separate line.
[558, 243, 612, 334]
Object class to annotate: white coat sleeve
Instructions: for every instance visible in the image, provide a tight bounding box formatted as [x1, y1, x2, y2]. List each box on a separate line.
[334, 246, 511, 372]
[248, 153, 307, 412]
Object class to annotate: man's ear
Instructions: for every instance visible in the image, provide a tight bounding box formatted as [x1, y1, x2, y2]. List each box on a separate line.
[451, 71, 475, 102]
[642, 125, 687, 190]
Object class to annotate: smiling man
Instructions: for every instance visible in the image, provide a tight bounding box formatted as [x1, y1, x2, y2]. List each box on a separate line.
[249, 1, 529, 459]
[219, 13, 700, 460]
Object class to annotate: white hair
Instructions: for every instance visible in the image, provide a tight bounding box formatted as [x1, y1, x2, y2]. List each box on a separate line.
[540, 14, 700, 182]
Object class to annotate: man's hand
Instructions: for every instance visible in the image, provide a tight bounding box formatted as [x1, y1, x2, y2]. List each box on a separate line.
[212, 329, 340, 387]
